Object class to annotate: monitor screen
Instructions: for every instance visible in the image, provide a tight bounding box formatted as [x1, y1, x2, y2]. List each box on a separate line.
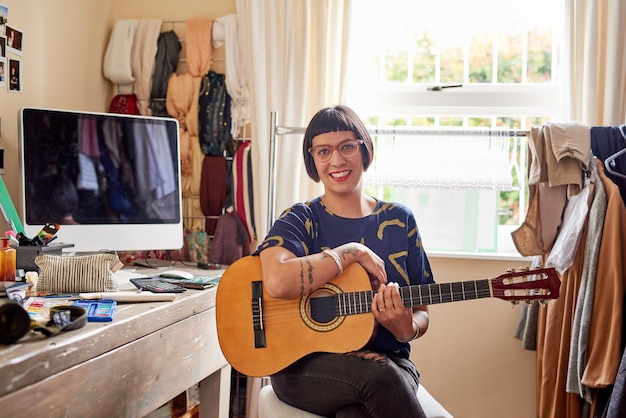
[18, 107, 183, 253]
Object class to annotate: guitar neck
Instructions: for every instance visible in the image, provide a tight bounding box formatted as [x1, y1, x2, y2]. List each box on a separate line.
[400, 279, 492, 307]
[338, 279, 492, 315]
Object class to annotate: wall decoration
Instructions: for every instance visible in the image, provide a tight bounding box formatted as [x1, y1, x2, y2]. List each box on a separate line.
[8, 57, 20, 92]
[0, 4, 7, 36]
[6, 25, 21, 56]
[0, 58, 5, 87]
[0, 35, 5, 57]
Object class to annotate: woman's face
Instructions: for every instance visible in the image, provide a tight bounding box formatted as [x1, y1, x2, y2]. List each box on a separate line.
[310, 130, 364, 196]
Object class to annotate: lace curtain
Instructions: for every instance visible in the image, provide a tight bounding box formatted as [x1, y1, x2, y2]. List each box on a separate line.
[363, 128, 518, 190]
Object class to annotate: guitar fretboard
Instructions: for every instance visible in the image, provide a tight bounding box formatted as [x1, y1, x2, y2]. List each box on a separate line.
[335, 279, 493, 316]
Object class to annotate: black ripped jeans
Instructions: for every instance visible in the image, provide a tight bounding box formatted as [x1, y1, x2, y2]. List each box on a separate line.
[270, 351, 427, 418]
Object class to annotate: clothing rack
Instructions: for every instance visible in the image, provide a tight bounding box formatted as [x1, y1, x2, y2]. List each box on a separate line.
[113, 18, 225, 94]
[181, 137, 250, 237]
[268, 110, 530, 227]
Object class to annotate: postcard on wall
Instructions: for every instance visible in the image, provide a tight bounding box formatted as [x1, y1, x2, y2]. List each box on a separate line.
[6, 25, 21, 56]
[8, 57, 20, 93]
[0, 58, 6, 87]
[0, 4, 7, 36]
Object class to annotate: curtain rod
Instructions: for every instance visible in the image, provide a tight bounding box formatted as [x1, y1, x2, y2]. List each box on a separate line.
[367, 127, 529, 137]
[275, 126, 529, 137]
[267, 111, 529, 230]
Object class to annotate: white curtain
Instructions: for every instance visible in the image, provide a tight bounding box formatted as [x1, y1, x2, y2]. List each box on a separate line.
[563, 0, 626, 125]
[235, 2, 350, 416]
[236, 0, 350, 241]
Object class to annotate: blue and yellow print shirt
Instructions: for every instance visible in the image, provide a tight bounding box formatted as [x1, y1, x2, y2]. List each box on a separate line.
[255, 196, 435, 358]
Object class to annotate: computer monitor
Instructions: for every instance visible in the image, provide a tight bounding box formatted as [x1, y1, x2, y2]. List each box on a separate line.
[18, 107, 183, 253]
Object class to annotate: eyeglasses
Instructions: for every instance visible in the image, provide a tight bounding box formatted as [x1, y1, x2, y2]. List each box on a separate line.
[308, 139, 364, 162]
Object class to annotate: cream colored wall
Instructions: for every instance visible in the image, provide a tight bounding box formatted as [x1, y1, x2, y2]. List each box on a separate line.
[0, 0, 113, 222]
[413, 256, 535, 417]
[0, 1, 537, 417]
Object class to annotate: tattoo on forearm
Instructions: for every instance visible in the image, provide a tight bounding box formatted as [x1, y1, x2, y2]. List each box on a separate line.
[340, 247, 358, 260]
[298, 260, 305, 296]
[306, 259, 314, 293]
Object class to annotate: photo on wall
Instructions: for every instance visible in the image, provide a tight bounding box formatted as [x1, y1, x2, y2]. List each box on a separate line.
[0, 35, 5, 58]
[0, 58, 6, 87]
[5, 25, 21, 56]
[8, 57, 20, 93]
[0, 4, 7, 36]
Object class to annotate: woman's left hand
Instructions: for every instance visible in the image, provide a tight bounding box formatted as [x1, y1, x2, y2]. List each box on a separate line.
[371, 282, 414, 338]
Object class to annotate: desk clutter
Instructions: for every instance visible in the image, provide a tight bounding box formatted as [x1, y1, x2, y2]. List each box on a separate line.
[0, 251, 222, 344]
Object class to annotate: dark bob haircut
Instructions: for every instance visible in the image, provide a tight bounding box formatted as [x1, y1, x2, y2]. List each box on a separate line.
[302, 105, 374, 182]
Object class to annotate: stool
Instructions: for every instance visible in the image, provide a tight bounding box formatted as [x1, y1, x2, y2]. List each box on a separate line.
[258, 384, 454, 418]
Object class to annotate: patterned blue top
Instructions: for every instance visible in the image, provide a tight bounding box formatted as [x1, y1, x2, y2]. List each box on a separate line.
[255, 196, 435, 358]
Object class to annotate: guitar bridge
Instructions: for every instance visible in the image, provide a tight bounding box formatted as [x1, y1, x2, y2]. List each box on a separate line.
[251, 281, 267, 348]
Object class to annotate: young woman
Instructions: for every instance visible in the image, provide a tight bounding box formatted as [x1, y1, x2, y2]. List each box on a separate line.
[255, 105, 434, 417]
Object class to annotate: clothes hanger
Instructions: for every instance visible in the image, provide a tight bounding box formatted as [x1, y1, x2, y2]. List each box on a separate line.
[604, 124, 626, 179]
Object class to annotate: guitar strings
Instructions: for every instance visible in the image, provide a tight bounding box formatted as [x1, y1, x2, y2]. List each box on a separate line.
[253, 275, 550, 327]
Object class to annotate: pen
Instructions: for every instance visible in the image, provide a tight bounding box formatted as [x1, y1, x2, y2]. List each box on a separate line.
[41, 293, 81, 299]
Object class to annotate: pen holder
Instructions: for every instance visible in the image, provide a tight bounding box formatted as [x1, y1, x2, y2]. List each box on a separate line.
[12, 243, 74, 272]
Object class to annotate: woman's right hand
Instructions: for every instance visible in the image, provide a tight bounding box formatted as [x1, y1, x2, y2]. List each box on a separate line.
[334, 243, 387, 290]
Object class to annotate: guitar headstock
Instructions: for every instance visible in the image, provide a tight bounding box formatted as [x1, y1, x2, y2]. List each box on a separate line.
[491, 267, 560, 303]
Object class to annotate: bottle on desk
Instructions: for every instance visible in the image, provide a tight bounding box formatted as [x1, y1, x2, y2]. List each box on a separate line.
[0, 237, 16, 281]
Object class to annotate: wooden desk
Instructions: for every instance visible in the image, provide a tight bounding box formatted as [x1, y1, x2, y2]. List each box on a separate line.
[0, 266, 231, 418]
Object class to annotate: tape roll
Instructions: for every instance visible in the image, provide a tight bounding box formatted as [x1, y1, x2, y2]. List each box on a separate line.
[0, 299, 31, 344]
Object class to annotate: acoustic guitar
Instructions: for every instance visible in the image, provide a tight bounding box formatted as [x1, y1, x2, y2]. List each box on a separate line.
[215, 256, 560, 377]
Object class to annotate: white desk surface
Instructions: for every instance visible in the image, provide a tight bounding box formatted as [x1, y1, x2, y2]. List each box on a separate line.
[0, 264, 231, 418]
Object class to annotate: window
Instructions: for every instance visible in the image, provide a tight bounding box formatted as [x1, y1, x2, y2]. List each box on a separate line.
[344, 0, 563, 256]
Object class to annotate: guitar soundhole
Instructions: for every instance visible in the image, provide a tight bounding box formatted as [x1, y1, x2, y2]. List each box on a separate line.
[300, 284, 344, 332]
[309, 296, 337, 323]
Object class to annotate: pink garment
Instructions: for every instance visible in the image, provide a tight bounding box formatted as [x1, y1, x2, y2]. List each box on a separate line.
[208, 213, 249, 265]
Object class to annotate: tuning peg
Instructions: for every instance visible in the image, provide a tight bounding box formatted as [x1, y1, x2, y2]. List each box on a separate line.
[539, 299, 550, 305]
[510, 300, 520, 306]
[507, 268, 515, 273]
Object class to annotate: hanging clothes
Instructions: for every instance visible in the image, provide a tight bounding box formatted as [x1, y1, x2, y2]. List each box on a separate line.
[590, 126, 626, 206]
[232, 140, 255, 242]
[512, 123, 590, 256]
[533, 159, 626, 418]
[103, 19, 138, 88]
[109, 94, 141, 115]
[208, 212, 250, 265]
[198, 70, 232, 156]
[212, 14, 251, 138]
[185, 17, 214, 77]
[131, 19, 162, 115]
[183, 76, 206, 233]
[165, 73, 194, 177]
[199, 156, 228, 235]
[150, 30, 181, 117]
[566, 163, 607, 403]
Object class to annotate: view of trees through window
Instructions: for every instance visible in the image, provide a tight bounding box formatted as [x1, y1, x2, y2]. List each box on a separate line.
[346, 0, 562, 254]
